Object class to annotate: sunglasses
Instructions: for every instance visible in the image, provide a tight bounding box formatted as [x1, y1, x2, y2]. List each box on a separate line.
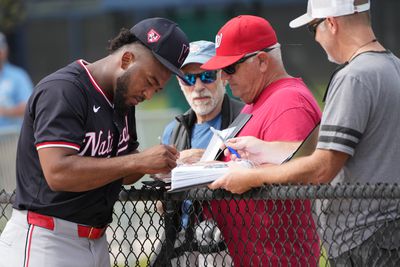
[222, 47, 276, 75]
[183, 70, 217, 86]
[307, 18, 326, 36]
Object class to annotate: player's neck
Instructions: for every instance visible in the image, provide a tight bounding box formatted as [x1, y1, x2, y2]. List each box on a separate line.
[86, 58, 115, 96]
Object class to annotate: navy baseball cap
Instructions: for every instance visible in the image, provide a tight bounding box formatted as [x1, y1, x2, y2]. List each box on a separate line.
[130, 18, 190, 84]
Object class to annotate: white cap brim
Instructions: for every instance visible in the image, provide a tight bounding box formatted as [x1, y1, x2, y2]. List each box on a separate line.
[182, 55, 212, 68]
[289, 13, 314, 28]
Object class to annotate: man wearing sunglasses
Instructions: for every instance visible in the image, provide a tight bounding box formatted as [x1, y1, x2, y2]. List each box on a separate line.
[162, 40, 243, 162]
[159, 40, 243, 266]
[201, 15, 322, 266]
[210, 1, 400, 266]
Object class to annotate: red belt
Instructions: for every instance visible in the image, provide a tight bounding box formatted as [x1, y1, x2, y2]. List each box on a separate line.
[27, 211, 107, 239]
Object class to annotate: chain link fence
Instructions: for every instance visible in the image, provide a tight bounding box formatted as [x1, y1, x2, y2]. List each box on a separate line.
[1, 184, 399, 266]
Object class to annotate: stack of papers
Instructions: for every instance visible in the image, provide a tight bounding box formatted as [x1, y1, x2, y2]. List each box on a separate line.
[170, 162, 229, 192]
[168, 127, 236, 192]
[170, 160, 253, 192]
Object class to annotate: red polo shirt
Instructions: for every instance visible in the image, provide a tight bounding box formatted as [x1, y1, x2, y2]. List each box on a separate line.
[208, 78, 322, 266]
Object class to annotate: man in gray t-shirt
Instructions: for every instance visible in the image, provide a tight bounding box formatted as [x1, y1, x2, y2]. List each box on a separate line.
[208, 0, 400, 266]
[316, 50, 400, 260]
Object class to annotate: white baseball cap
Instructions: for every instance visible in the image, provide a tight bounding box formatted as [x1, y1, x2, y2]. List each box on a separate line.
[289, 0, 370, 28]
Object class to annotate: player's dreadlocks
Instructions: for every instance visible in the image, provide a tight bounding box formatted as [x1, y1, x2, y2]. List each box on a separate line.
[108, 28, 139, 53]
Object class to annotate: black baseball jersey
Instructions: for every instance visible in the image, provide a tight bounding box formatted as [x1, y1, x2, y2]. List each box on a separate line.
[13, 60, 139, 227]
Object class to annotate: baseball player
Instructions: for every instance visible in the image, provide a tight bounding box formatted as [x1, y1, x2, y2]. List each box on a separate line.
[0, 18, 189, 267]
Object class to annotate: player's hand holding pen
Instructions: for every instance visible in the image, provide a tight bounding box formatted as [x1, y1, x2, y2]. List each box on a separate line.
[138, 144, 179, 174]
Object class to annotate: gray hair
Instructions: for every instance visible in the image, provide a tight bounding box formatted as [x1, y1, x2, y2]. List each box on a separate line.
[266, 43, 283, 66]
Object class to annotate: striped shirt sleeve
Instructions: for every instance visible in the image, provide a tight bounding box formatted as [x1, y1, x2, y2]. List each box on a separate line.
[317, 72, 371, 156]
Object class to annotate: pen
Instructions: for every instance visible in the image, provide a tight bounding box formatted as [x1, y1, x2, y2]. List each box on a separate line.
[210, 127, 241, 159]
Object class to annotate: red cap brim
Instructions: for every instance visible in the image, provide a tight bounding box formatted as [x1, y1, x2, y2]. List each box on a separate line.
[201, 54, 244, 70]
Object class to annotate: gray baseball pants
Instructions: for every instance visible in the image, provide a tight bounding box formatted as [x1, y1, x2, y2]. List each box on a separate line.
[0, 209, 110, 267]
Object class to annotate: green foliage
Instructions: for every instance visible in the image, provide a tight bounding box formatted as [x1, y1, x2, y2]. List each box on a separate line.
[319, 244, 331, 267]
[0, 0, 25, 33]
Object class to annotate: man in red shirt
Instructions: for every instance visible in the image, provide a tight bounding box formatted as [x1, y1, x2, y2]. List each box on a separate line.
[201, 15, 321, 266]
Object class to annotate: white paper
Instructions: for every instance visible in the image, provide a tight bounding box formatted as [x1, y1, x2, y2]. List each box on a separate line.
[170, 162, 228, 191]
[199, 127, 236, 162]
[169, 160, 253, 192]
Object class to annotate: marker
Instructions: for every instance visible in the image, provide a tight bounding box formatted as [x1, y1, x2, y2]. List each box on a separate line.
[210, 127, 241, 159]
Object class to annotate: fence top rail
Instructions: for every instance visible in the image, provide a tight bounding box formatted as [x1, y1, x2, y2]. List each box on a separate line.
[2, 184, 400, 204]
[118, 183, 400, 202]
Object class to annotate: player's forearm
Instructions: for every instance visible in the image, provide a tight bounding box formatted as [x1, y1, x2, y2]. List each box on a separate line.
[41, 153, 146, 192]
[38, 145, 177, 192]
[122, 173, 145, 185]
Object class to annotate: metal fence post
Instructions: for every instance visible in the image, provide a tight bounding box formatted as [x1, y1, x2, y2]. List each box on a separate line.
[150, 191, 181, 267]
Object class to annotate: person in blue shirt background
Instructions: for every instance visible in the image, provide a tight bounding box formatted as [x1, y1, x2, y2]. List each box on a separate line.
[0, 32, 33, 130]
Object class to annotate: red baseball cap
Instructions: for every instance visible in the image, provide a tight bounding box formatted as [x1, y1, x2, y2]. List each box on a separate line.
[201, 15, 277, 70]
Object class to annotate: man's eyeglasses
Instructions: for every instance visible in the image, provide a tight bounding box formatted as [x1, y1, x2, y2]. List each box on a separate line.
[307, 18, 326, 36]
[183, 70, 217, 86]
[222, 47, 276, 75]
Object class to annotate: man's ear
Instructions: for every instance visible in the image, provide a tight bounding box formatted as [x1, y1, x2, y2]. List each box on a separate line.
[258, 52, 269, 73]
[326, 17, 338, 35]
[121, 52, 134, 70]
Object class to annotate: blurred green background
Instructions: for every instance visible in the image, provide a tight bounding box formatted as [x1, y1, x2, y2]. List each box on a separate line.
[1, 0, 399, 113]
